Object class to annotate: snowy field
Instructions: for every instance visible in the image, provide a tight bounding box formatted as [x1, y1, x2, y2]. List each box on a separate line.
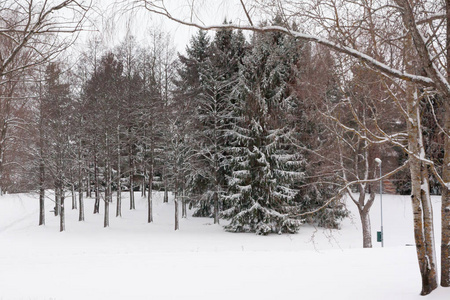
[0, 191, 449, 300]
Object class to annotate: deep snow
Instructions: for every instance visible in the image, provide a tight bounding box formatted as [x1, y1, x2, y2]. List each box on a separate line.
[0, 191, 449, 299]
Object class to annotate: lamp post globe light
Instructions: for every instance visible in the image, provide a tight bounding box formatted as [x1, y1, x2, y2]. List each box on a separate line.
[375, 158, 383, 247]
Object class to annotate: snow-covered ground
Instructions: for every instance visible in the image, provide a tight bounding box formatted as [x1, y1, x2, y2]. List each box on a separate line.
[0, 191, 449, 299]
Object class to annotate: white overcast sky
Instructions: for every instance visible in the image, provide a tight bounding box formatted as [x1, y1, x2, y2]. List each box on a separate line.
[82, 0, 252, 54]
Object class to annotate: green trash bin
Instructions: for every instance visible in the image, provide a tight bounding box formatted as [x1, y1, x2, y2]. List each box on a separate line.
[377, 231, 383, 242]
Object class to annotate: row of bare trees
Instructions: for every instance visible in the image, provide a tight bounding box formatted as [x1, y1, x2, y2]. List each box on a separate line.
[33, 31, 177, 231]
[0, 0, 89, 196]
[0, 1, 181, 231]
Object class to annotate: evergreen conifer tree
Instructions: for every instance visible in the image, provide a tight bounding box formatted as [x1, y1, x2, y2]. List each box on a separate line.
[223, 21, 306, 235]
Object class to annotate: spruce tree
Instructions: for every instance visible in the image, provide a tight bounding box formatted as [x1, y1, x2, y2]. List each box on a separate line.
[223, 22, 306, 235]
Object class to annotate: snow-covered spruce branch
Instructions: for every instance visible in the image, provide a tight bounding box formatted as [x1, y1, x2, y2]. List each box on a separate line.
[137, 2, 434, 88]
[289, 160, 409, 218]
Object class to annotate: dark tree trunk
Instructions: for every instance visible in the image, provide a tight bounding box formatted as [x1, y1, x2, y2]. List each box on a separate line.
[78, 152, 84, 221]
[71, 184, 76, 210]
[213, 191, 219, 224]
[39, 158, 45, 226]
[104, 197, 109, 227]
[129, 145, 135, 210]
[182, 189, 187, 219]
[39, 186, 45, 226]
[142, 165, 146, 197]
[54, 186, 60, 216]
[441, 100, 450, 286]
[87, 169, 91, 198]
[116, 126, 122, 217]
[148, 165, 153, 223]
[175, 196, 179, 230]
[441, 1, 450, 287]
[78, 189, 84, 222]
[59, 192, 65, 232]
[94, 154, 100, 214]
[163, 166, 168, 203]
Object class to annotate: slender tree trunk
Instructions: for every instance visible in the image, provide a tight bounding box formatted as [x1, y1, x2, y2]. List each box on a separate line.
[182, 188, 187, 218]
[129, 144, 135, 210]
[105, 133, 111, 227]
[78, 159, 84, 222]
[54, 186, 60, 216]
[142, 165, 146, 197]
[39, 187, 45, 226]
[78, 189, 84, 222]
[38, 85, 45, 225]
[0, 147, 3, 196]
[116, 190, 122, 217]
[441, 2, 450, 286]
[94, 153, 100, 214]
[175, 195, 179, 230]
[87, 168, 91, 198]
[407, 85, 438, 295]
[71, 184, 76, 210]
[213, 124, 219, 224]
[441, 99, 450, 286]
[163, 166, 168, 203]
[360, 207, 372, 248]
[148, 164, 153, 223]
[116, 125, 122, 217]
[60, 191, 65, 232]
[349, 185, 375, 248]
[39, 155, 45, 226]
[213, 191, 219, 224]
[104, 195, 109, 228]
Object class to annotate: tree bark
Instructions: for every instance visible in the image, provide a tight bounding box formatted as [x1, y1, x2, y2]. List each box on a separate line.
[54, 186, 60, 216]
[349, 184, 375, 248]
[78, 189, 84, 222]
[213, 191, 219, 224]
[39, 154, 45, 226]
[441, 0, 450, 286]
[87, 168, 91, 198]
[60, 192, 65, 232]
[360, 208, 372, 248]
[407, 85, 438, 295]
[78, 164, 84, 221]
[116, 125, 122, 217]
[104, 196, 109, 228]
[182, 188, 187, 219]
[71, 184, 76, 210]
[94, 153, 100, 214]
[39, 185, 45, 226]
[129, 144, 135, 210]
[163, 166, 168, 203]
[441, 99, 450, 286]
[148, 164, 153, 223]
[175, 196, 179, 230]
[105, 133, 111, 227]
[142, 165, 146, 197]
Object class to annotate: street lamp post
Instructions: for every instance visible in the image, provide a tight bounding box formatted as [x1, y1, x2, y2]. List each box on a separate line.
[375, 158, 383, 247]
